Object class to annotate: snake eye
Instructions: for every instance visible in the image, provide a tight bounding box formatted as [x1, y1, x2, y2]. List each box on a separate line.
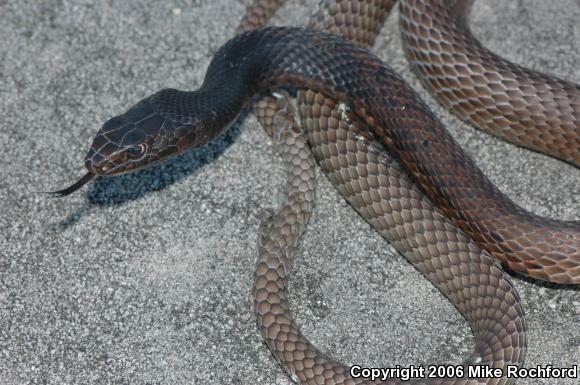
[127, 143, 147, 160]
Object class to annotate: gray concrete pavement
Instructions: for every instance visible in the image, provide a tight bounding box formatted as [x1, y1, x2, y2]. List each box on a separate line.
[0, 0, 578, 384]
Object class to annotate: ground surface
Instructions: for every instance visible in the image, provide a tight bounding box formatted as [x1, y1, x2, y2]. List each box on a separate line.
[0, 0, 578, 384]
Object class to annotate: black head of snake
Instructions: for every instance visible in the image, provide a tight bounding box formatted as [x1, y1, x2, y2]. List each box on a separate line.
[50, 86, 244, 196]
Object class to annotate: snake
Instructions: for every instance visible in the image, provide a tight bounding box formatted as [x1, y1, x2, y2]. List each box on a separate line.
[49, 0, 580, 384]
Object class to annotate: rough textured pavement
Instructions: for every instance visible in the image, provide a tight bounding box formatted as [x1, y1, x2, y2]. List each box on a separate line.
[0, 1, 578, 384]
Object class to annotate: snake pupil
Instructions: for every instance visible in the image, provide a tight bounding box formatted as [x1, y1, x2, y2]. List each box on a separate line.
[127, 144, 146, 160]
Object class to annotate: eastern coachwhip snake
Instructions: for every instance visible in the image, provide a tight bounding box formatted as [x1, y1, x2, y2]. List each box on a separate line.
[51, 1, 579, 384]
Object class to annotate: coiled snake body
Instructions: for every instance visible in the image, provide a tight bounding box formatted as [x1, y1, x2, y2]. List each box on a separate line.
[400, 0, 580, 166]
[52, 1, 578, 384]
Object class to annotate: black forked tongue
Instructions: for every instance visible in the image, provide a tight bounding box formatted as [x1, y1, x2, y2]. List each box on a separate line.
[46, 172, 95, 198]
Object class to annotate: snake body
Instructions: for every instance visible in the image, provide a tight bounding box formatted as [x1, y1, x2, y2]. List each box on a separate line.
[221, 22, 578, 286]
[400, 0, 580, 166]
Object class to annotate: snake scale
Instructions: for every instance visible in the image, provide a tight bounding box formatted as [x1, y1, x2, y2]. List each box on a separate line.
[51, 0, 579, 384]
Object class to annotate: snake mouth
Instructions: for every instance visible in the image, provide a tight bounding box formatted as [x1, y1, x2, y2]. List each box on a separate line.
[46, 172, 95, 197]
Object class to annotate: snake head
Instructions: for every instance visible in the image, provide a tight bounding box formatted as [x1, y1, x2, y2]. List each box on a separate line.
[46, 97, 173, 197]
[50, 88, 235, 196]
[85, 97, 173, 176]
[86, 89, 223, 176]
